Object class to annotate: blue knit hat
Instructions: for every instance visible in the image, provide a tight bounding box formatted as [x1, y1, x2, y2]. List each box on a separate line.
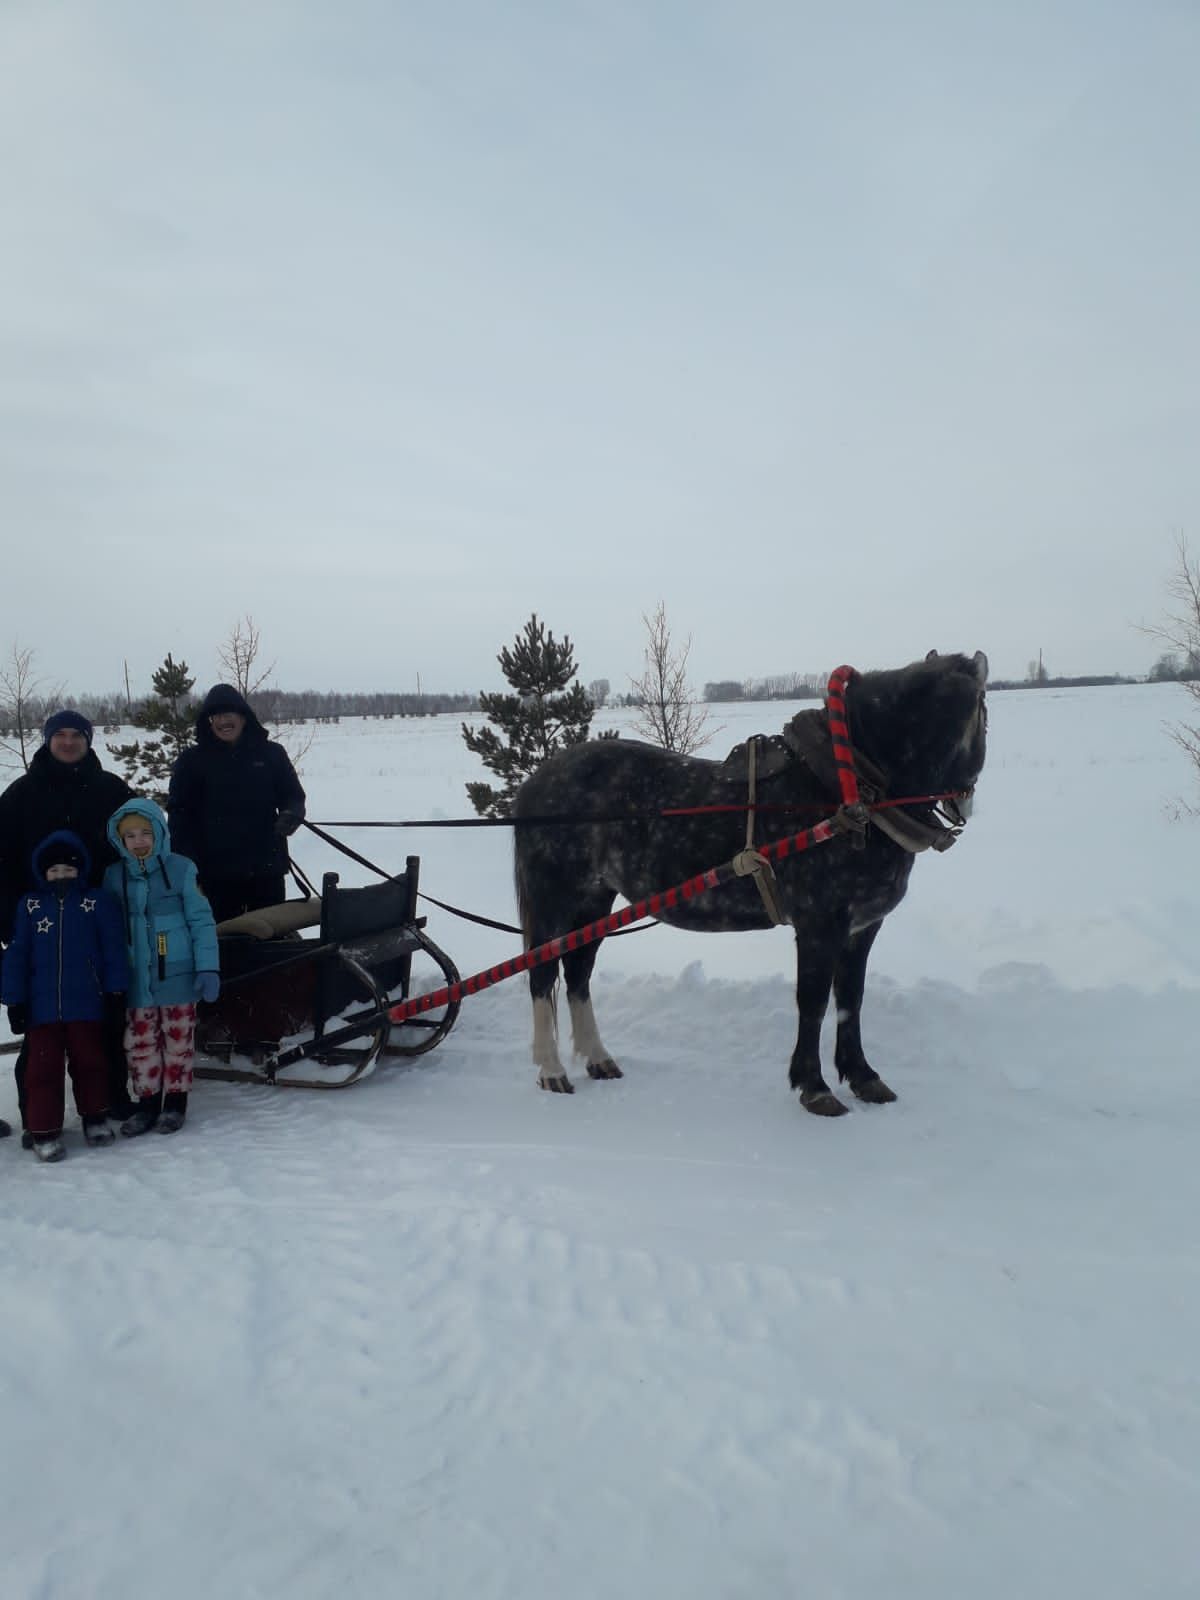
[42, 709, 94, 747]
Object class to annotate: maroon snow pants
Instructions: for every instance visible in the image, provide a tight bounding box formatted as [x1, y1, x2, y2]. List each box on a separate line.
[25, 1021, 109, 1137]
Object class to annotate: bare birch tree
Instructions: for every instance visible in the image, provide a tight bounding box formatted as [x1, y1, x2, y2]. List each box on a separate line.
[218, 615, 313, 770]
[219, 615, 276, 703]
[1144, 534, 1200, 813]
[0, 645, 63, 773]
[629, 603, 718, 755]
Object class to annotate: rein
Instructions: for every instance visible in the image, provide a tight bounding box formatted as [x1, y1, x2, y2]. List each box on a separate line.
[308, 666, 968, 837]
[297, 665, 970, 939]
[297, 819, 645, 941]
[376, 802, 872, 1037]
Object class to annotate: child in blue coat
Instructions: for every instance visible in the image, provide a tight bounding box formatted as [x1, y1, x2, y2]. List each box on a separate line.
[0, 831, 128, 1161]
[104, 798, 220, 1137]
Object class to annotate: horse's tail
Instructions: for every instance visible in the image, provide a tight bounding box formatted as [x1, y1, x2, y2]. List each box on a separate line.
[513, 822, 544, 952]
[514, 848, 533, 949]
[515, 846, 559, 1019]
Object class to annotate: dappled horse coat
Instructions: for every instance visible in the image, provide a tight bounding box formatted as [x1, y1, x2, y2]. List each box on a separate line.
[513, 651, 988, 1115]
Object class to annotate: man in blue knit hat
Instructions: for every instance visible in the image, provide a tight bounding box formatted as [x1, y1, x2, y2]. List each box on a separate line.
[0, 708, 135, 1138]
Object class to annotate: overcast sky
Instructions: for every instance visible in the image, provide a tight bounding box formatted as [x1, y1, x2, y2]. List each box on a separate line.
[2, 0, 1196, 699]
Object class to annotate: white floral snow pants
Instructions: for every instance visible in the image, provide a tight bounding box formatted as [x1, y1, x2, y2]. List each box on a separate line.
[124, 1004, 197, 1097]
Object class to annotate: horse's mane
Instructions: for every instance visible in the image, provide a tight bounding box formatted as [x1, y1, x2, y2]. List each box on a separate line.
[849, 654, 986, 788]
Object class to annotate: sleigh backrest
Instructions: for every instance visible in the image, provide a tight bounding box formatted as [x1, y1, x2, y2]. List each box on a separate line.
[320, 858, 421, 944]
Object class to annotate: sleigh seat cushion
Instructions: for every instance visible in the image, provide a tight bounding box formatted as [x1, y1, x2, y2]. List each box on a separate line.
[216, 899, 323, 940]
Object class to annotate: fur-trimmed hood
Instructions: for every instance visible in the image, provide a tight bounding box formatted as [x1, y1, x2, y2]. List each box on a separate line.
[108, 797, 171, 867]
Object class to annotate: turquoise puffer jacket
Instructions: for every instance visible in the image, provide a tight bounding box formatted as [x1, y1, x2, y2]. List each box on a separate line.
[102, 798, 220, 1008]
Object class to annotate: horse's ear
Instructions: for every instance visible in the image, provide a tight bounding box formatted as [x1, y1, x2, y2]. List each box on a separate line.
[925, 649, 938, 661]
[972, 650, 989, 683]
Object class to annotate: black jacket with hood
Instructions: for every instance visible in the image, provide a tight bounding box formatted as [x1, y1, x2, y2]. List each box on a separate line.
[0, 746, 133, 943]
[166, 685, 306, 887]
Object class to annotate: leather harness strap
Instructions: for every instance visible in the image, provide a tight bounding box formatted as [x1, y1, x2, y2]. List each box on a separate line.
[730, 736, 790, 926]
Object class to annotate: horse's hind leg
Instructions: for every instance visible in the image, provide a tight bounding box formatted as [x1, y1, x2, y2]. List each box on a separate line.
[519, 847, 616, 1092]
[528, 957, 573, 1094]
[519, 845, 587, 1094]
[833, 924, 897, 1105]
[563, 939, 622, 1082]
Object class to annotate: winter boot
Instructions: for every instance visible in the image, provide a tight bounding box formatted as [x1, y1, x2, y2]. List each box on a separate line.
[21, 1129, 34, 1150]
[33, 1135, 66, 1163]
[83, 1115, 116, 1147]
[120, 1098, 161, 1138]
[156, 1092, 188, 1136]
[0, 1117, 11, 1138]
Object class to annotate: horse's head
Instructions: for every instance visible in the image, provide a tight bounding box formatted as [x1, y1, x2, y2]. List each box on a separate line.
[848, 650, 988, 821]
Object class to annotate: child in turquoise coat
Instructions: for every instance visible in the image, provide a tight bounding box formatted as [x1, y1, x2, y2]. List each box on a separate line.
[104, 798, 220, 1136]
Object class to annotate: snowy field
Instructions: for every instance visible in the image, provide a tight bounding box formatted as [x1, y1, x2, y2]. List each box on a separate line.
[3, 682, 1199, 1600]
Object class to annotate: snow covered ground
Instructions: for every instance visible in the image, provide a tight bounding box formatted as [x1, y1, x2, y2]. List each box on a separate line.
[3, 683, 1199, 1599]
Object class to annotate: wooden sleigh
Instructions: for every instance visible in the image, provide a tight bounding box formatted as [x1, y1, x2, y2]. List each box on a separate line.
[195, 855, 459, 1090]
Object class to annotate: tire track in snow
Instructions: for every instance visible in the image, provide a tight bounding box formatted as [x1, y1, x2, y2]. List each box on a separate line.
[334, 1192, 944, 1575]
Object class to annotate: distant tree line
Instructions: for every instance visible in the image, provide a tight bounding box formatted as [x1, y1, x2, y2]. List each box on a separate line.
[2, 684, 478, 736]
[1, 607, 1186, 790]
[251, 688, 478, 721]
[703, 661, 1154, 700]
[0, 637, 482, 776]
[702, 673, 825, 703]
[987, 649, 1138, 691]
[986, 674, 1138, 691]
[1145, 651, 1200, 683]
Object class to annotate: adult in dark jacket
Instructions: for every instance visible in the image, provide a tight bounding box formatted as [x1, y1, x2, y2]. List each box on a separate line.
[0, 711, 133, 942]
[167, 684, 306, 924]
[0, 709, 135, 1137]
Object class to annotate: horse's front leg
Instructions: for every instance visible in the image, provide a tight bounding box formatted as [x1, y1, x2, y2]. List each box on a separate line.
[833, 923, 897, 1105]
[564, 945, 622, 1081]
[789, 927, 846, 1116]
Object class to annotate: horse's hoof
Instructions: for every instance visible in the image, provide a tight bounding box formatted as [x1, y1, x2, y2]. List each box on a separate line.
[586, 1059, 623, 1081]
[800, 1090, 849, 1117]
[539, 1074, 575, 1094]
[853, 1077, 898, 1104]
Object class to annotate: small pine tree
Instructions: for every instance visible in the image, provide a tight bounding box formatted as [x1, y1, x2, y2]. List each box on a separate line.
[111, 653, 196, 802]
[462, 615, 595, 817]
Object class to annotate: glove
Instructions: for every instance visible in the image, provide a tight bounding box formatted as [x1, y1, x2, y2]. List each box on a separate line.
[194, 971, 220, 1004]
[104, 992, 128, 1028]
[6, 1004, 28, 1036]
[274, 811, 302, 838]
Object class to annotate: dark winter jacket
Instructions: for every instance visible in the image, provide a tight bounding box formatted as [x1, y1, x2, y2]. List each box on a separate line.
[166, 687, 305, 887]
[103, 798, 220, 1009]
[0, 831, 128, 1026]
[0, 747, 133, 942]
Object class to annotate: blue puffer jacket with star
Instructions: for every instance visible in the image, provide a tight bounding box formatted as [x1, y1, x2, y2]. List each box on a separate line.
[0, 831, 129, 1026]
[102, 798, 220, 1008]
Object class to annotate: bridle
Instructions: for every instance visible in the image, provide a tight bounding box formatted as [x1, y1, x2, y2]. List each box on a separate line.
[821, 664, 980, 855]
